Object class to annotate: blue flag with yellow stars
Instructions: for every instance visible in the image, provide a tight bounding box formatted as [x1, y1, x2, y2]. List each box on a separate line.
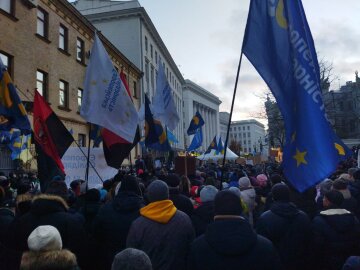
[144, 94, 171, 152]
[205, 136, 218, 154]
[0, 57, 30, 133]
[243, 0, 350, 192]
[187, 111, 205, 135]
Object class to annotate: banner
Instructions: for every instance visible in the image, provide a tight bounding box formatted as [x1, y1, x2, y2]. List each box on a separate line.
[61, 147, 117, 188]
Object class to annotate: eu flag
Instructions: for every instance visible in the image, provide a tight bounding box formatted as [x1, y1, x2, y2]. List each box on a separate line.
[187, 111, 205, 135]
[0, 58, 30, 133]
[187, 127, 203, 152]
[243, 0, 350, 192]
[205, 136, 218, 154]
[144, 94, 171, 152]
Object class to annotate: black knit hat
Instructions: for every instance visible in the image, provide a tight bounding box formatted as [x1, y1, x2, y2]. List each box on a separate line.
[272, 183, 290, 202]
[324, 190, 344, 207]
[45, 180, 68, 200]
[119, 175, 141, 196]
[214, 190, 242, 216]
[333, 178, 348, 190]
[164, 174, 181, 188]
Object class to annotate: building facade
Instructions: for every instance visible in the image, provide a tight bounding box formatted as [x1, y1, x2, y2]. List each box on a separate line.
[0, 0, 142, 166]
[228, 119, 266, 154]
[219, 111, 230, 142]
[72, 0, 186, 149]
[183, 80, 221, 151]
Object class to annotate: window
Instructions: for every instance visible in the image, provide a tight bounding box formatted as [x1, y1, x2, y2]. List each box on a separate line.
[243, 126, 245, 131]
[243, 140, 246, 145]
[78, 134, 86, 147]
[151, 66, 154, 91]
[248, 132, 250, 137]
[0, 0, 13, 14]
[145, 60, 149, 84]
[59, 24, 68, 52]
[247, 126, 250, 130]
[166, 68, 169, 78]
[36, 70, 47, 99]
[0, 51, 13, 77]
[150, 44, 153, 58]
[145, 36, 148, 52]
[155, 51, 158, 63]
[59, 80, 69, 108]
[133, 81, 137, 98]
[76, 38, 85, 63]
[77, 88, 83, 111]
[37, 8, 48, 38]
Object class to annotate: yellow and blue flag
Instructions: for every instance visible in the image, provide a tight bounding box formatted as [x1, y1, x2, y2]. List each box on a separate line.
[187, 111, 205, 135]
[166, 127, 179, 144]
[243, 0, 350, 192]
[205, 136, 218, 154]
[144, 94, 171, 152]
[8, 133, 31, 160]
[90, 123, 103, 147]
[216, 137, 224, 155]
[187, 127, 203, 152]
[0, 57, 30, 133]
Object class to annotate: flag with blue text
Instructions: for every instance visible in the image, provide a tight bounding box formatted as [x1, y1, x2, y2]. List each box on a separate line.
[187, 111, 205, 135]
[81, 33, 138, 143]
[152, 60, 180, 131]
[0, 57, 30, 133]
[187, 127, 203, 152]
[243, 0, 350, 192]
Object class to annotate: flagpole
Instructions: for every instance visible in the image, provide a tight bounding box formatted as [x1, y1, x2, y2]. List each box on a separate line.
[220, 51, 245, 190]
[85, 124, 92, 191]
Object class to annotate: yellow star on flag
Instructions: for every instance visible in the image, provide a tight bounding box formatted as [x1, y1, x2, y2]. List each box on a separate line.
[293, 148, 307, 167]
[193, 116, 199, 125]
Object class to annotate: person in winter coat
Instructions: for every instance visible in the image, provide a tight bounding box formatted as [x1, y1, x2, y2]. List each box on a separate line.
[239, 176, 256, 226]
[256, 183, 312, 270]
[188, 190, 282, 270]
[20, 225, 79, 270]
[164, 174, 194, 217]
[126, 180, 195, 270]
[6, 191, 88, 270]
[191, 185, 218, 236]
[93, 175, 144, 270]
[332, 178, 358, 214]
[311, 190, 360, 270]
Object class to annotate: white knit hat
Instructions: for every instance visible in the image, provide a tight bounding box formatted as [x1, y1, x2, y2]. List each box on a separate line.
[27, 225, 62, 251]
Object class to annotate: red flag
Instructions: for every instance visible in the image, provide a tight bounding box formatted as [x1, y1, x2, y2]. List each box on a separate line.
[33, 91, 73, 173]
[102, 70, 140, 168]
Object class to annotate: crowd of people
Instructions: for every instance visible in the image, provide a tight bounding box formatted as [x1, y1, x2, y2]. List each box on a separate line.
[1, 156, 360, 269]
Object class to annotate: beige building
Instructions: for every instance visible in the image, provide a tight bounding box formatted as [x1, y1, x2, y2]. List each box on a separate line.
[0, 0, 142, 168]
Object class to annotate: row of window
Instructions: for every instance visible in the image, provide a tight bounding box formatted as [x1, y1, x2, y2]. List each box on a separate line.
[230, 132, 251, 138]
[36, 8, 86, 64]
[230, 126, 251, 132]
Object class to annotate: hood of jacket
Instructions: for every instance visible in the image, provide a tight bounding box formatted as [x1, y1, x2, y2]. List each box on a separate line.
[140, 199, 177, 224]
[30, 194, 68, 216]
[0, 207, 15, 218]
[270, 201, 300, 219]
[320, 208, 357, 233]
[21, 249, 78, 270]
[205, 218, 257, 256]
[112, 192, 143, 212]
[193, 201, 215, 222]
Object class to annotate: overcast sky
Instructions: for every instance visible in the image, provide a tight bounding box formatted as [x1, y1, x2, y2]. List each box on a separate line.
[136, 0, 360, 122]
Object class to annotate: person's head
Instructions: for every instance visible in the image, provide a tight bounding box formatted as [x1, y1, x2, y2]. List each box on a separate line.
[228, 187, 241, 198]
[118, 175, 142, 197]
[16, 194, 32, 216]
[353, 169, 360, 181]
[111, 248, 152, 270]
[342, 256, 360, 270]
[85, 188, 100, 203]
[270, 173, 282, 185]
[70, 180, 82, 196]
[238, 177, 251, 189]
[319, 178, 333, 196]
[332, 178, 348, 191]
[272, 183, 290, 202]
[45, 180, 69, 201]
[348, 168, 358, 181]
[200, 185, 218, 203]
[164, 174, 181, 189]
[256, 174, 268, 187]
[27, 225, 62, 252]
[146, 180, 169, 203]
[204, 176, 216, 187]
[214, 190, 243, 216]
[323, 190, 344, 209]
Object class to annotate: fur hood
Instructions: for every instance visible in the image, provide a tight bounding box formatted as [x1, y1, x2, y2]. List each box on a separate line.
[20, 249, 78, 270]
[32, 194, 69, 209]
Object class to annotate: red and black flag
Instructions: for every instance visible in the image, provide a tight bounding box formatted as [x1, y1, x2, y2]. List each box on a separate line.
[33, 91, 73, 189]
[102, 70, 140, 169]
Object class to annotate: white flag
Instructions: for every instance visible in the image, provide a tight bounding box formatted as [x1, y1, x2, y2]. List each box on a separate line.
[81, 33, 138, 143]
[152, 60, 180, 131]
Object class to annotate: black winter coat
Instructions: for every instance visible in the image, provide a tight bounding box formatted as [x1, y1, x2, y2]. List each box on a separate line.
[191, 201, 215, 237]
[6, 194, 88, 270]
[0, 208, 15, 270]
[169, 189, 194, 217]
[92, 192, 143, 270]
[188, 218, 282, 270]
[256, 202, 311, 270]
[311, 208, 360, 270]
